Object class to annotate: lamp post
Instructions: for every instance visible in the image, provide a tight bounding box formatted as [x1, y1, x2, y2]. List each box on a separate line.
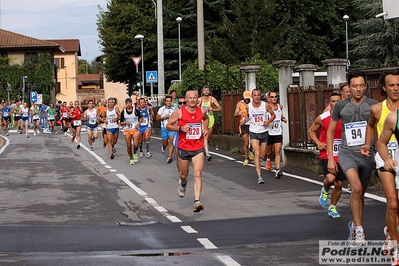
[64, 65, 68, 90]
[176, 17, 182, 81]
[135, 34, 145, 95]
[22, 76, 27, 104]
[343, 15, 350, 70]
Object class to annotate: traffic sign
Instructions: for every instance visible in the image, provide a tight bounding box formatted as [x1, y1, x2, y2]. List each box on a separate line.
[37, 94, 43, 105]
[30, 91, 38, 103]
[132, 57, 141, 66]
[146, 71, 158, 83]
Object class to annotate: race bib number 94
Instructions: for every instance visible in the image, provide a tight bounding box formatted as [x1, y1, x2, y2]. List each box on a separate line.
[186, 123, 202, 139]
[344, 121, 367, 146]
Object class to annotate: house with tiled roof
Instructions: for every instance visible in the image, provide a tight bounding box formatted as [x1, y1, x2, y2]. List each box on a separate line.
[0, 29, 84, 104]
[45, 39, 82, 103]
[0, 29, 62, 65]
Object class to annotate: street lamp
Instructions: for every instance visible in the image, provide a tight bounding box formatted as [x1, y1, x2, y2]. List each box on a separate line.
[135, 34, 145, 95]
[176, 17, 182, 81]
[64, 65, 68, 90]
[22, 76, 27, 104]
[343, 15, 350, 70]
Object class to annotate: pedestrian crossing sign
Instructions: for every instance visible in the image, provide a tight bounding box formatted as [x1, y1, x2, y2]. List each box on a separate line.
[146, 71, 158, 83]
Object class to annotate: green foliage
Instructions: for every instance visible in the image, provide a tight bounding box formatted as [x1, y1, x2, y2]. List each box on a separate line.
[350, 0, 399, 67]
[0, 54, 54, 103]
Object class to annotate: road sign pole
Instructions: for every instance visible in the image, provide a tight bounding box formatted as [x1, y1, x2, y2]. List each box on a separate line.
[151, 83, 153, 98]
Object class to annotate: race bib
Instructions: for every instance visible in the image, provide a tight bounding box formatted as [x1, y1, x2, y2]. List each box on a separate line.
[252, 114, 264, 125]
[344, 121, 367, 146]
[333, 139, 341, 157]
[186, 123, 202, 139]
[33, 115, 39, 120]
[88, 119, 96, 125]
[3, 112, 9, 117]
[62, 113, 68, 118]
[73, 120, 82, 126]
[108, 118, 116, 124]
[22, 112, 28, 117]
[388, 141, 397, 160]
[49, 115, 55, 120]
[141, 117, 149, 126]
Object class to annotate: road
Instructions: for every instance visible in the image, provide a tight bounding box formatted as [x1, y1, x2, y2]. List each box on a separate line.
[0, 128, 390, 265]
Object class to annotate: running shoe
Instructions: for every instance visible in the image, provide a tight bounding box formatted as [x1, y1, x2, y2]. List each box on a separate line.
[319, 187, 329, 206]
[71, 136, 75, 142]
[265, 160, 273, 171]
[243, 158, 249, 166]
[26, 134, 29, 138]
[275, 169, 283, 179]
[130, 159, 135, 165]
[77, 144, 80, 149]
[19, 131, 22, 134]
[347, 183, 351, 191]
[6, 132, 9, 136]
[33, 131, 36, 136]
[384, 226, 393, 252]
[146, 151, 152, 158]
[112, 145, 116, 154]
[355, 230, 366, 247]
[327, 206, 341, 218]
[90, 146, 93, 151]
[178, 181, 187, 198]
[392, 247, 399, 266]
[133, 153, 138, 162]
[139, 152, 143, 158]
[110, 153, 114, 159]
[347, 221, 356, 247]
[193, 201, 204, 212]
[257, 176, 264, 184]
[249, 151, 255, 161]
[64, 132, 67, 136]
[167, 157, 173, 163]
[206, 154, 212, 161]
[161, 146, 165, 153]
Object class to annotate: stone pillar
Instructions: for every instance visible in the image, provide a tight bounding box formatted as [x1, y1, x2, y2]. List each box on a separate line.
[295, 64, 318, 87]
[240, 65, 261, 94]
[272, 60, 296, 167]
[322, 58, 347, 89]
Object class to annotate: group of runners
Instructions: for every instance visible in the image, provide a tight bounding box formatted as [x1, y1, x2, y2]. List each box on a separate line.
[306, 69, 399, 264]
[0, 100, 58, 137]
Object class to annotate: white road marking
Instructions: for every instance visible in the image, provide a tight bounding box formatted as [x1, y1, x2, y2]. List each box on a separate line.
[0, 136, 10, 155]
[216, 255, 242, 266]
[181, 226, 198, 233]
[115, 174, 147, 196]
[197, 238, 218, 249]
[166, 215, 182, 222]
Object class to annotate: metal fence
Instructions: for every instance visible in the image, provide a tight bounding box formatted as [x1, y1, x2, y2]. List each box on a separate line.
[220, 83, 386, 149]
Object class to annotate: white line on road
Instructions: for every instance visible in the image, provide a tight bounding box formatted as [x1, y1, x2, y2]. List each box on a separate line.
[115, 174, 147, 196]
[181, 226, 198, 233]
[166, 215, 182, 222]
[197, 238, 218, 249]
[0, 136, 10, 155]
[216, 255, 242, 266]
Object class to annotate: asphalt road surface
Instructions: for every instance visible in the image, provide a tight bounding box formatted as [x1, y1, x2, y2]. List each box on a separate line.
[0, 127, 390, 266]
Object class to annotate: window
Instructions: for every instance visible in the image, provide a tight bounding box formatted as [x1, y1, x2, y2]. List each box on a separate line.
[24, 51, 38, 61]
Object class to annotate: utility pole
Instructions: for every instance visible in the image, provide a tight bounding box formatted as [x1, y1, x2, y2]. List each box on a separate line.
[157, 0, 165, 95]
[197, 0, 205, 71]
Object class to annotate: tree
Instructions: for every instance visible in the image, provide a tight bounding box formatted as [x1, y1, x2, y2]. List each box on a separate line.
[0, 54, 54, 103]
[350, 0, 399, 67]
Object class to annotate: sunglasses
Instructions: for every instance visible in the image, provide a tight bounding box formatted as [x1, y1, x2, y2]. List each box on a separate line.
[178, 101, 186, 105]
[270, 96, 278, 98]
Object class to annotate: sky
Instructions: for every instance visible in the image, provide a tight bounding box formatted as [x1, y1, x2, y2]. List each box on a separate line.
[1, 0, 107, 62]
